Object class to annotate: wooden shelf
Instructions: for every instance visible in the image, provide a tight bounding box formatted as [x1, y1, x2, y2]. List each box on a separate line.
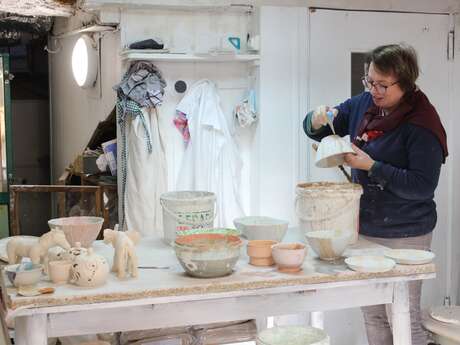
[120, 50, 260, 64]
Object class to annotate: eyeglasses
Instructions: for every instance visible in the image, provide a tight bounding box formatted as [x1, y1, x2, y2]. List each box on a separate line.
[361, 76, 399, 94]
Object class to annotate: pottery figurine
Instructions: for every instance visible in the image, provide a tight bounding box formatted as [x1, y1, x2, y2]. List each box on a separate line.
[48, 260, 72, 285]
[7, 230, 71, 272]
[70, 248, 110, 287]
[271, 242, 306, 273]
[103, 229, 140, 279]
[247, 240, 278, 266]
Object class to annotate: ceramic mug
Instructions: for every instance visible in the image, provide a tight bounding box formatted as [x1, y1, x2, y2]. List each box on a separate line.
[48, 260, 72, 285]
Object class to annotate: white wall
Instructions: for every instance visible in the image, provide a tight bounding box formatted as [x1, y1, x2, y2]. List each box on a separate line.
[49, 18, 121, 180]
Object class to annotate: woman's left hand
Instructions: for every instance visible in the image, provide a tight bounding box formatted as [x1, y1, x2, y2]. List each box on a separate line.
[344, 144, 375, 171]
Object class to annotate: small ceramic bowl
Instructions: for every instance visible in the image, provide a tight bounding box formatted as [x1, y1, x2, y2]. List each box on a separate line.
[233, 216, 288, 242]
[271, 243, 306, 273]
[247, 240, 278, 266]
[174, 233, 242, 278]
[5, 264, 44, 288]
[315, 135, 355, 168]
[48, 260, 72, 285]
[305, 230, 351, 261]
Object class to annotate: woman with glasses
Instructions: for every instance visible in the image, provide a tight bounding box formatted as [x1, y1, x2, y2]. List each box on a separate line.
[303, 43, 448, 345]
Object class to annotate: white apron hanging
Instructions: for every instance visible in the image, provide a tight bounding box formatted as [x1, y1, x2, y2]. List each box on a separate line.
[125, 107, 167, 237]
[176, 79, 244, 227]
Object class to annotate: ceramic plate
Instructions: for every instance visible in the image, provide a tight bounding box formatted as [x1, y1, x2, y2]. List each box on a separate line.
[430, 306, 460, 325]
[384, 249, 435, 265]
[345, 255, 396, 273]
[0, 236, 38, 262]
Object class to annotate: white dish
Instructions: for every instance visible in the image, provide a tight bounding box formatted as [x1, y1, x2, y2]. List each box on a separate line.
[345, 255, 396, 273]
[384, 249, 435, 265]
[430, 306, 460, 325]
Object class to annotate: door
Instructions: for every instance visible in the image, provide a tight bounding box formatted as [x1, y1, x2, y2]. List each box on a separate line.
[305, 9, 452, 343]
[0, 54, 13, 238]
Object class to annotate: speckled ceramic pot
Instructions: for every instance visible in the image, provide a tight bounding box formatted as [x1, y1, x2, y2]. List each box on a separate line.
[174, 233, 242, 278]
[70, 248, 109, 287]
[271, 242, 306, 273]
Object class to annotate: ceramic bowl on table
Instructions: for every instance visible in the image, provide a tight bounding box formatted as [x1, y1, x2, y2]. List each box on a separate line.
[271, 242, 306, 273]
[5, 263, 44, 288]
[233, 216, 288, 242]
[48, 216, 104, 248]
[174, 233, 242, 278]
[345, 255, 396, 273]
[247, 240, 278, 266]
[257, 326, 330, 345]
[315, 135, 355, 168]
[305, 230, 351, 261]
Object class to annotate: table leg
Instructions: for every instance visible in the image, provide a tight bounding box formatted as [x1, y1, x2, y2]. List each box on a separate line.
[310, 311, 324, 329]
[15, 314, 47, 345]
[392, 282, 412, 345]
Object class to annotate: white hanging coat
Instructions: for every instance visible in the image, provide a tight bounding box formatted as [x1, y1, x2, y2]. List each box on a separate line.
[176, 79, 244, 227]
[125, 107, 167, 237]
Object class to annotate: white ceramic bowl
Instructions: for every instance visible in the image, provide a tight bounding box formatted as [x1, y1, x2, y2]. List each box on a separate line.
[5, 264, 43, 287]
[315, 135, 355, 168]
[271, 242, 306, 272]
[305, 230, 351, 261]
[257, 326, 330, 345]
[48, 216, 104, 248]
[233, 216, 288, 242]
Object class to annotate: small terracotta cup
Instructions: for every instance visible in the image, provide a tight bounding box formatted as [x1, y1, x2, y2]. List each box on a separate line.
[271, 242, 306, 273]
[247, 240, 278, 266]
[48, 260, 72, 285]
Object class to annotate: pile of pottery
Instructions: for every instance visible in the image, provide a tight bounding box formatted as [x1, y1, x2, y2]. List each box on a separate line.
[3, 216, 140, 292]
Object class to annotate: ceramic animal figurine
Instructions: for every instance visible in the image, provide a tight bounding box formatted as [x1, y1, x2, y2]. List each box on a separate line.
[103, 229, 140, 279]
[70, 248, 109, 287]
[7, 230, 71, 271]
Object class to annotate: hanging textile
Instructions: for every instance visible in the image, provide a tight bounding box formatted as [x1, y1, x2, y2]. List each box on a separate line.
[114, 61, 167, 236]
[175, 79, 244, 227]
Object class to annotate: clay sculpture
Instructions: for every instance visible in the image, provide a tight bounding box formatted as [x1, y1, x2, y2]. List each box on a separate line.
[70, 248, 110, 287]
[103, 229, 141, 279]
[6, 230, 71, 271]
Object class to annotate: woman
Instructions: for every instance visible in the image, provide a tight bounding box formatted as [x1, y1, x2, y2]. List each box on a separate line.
[303, 44, 448, 345]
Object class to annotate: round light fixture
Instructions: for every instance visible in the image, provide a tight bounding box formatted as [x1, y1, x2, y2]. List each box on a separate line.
[71, 35, 98, 88]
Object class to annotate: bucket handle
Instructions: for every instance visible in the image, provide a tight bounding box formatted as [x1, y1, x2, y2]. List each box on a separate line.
[160, 198, 218, 227]
[295, 196, 357, 222]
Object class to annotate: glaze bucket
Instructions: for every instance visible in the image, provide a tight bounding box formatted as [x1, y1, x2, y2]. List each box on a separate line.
[160, 191, 216, 245]
[295, 182, 363, 244]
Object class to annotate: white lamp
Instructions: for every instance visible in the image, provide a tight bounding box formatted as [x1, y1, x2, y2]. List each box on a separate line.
[71, 35, 98, 88]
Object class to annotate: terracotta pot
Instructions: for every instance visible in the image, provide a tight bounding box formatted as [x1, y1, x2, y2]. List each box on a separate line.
[247, 240, 278, 266]
[271, 242, 306, 273]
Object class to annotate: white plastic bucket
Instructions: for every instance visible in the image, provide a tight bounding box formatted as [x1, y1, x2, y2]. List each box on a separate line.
[296, 182, 363, 244]
[160, 191, 216, 245]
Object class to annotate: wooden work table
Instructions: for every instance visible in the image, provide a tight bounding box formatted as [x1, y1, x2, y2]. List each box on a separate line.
[0, 228, 435, 345]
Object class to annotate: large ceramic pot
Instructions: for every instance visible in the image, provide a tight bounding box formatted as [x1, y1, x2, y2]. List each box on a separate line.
[70, 248, 109, 287]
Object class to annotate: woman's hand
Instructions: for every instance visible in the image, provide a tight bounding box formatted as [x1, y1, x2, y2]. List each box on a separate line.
[311, 105, 338, 130]
[344, 144, 375, 171]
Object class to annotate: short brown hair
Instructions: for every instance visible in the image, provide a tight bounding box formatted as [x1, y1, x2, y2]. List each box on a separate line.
[366, 43, 419, 92]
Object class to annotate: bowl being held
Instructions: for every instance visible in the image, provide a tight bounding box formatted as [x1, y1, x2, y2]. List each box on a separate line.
[48, 216, 104, 248]
[174, 233, 242, 278]
[305, 230, 351, 261]
[271, 242, 306, 273]
[233, 216, 288, 242]
[315, 135, 355, 168]
[247, 240, 278, 266]
[5, 263, 43, 288]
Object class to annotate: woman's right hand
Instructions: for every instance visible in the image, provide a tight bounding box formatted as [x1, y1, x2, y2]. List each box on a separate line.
[311, 105, 338, 130]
